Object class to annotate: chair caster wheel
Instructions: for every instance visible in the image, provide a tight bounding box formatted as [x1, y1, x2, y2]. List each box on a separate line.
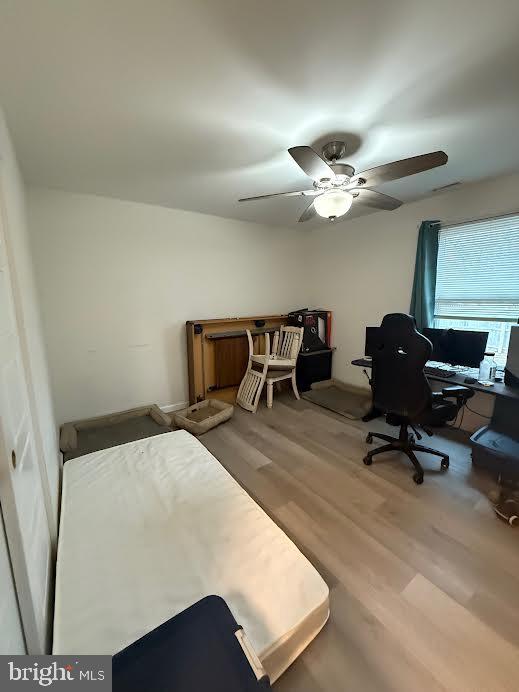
[413, 472, 424, 485]
[441, 457, 450, 470]
[365, 434, 373, 444]
[363, 456, 372, 466]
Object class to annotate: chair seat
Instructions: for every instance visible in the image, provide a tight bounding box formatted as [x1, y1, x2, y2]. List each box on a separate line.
[266, 369, 293, 382]
[385, 397, 459, 428]
[251, 354, 295, 370]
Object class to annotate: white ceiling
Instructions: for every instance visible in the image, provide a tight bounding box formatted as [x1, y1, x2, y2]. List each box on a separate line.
[1, 0, 519, 228]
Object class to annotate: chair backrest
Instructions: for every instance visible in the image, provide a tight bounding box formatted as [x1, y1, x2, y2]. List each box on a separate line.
[237, 330, 270, 412]
[275, 326, 303, 361]
[371, 313, 433, 419]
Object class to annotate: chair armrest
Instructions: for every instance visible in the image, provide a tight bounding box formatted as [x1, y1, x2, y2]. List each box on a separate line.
[441, 385, 475, 401]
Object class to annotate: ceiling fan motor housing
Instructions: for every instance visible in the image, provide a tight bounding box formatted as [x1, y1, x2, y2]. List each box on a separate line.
[322, 140, 347, 162]
[314, 162, 355, 190]
[330, 163, 355, 179]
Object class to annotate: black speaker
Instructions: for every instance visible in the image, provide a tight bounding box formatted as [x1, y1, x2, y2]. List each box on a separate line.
[288, 309, 331, 353]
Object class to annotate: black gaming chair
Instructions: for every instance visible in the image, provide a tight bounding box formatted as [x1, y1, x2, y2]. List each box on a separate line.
[364, 313, 474, 484]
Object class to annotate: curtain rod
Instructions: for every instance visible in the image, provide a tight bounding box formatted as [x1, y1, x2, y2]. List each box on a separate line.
[440, 208, 519, 230]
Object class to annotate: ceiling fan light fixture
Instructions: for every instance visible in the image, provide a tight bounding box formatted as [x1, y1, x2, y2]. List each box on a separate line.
[239, 143, 447, 222]
[314, 190, 353, 219]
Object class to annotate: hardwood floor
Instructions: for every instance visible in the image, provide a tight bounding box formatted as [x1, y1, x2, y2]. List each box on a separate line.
[201, 396, 519, 692]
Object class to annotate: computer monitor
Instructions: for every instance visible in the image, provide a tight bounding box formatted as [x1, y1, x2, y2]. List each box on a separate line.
[422, 328, 449, 362]
[422, 327, 488, 368]
[365, 326, 383, 357]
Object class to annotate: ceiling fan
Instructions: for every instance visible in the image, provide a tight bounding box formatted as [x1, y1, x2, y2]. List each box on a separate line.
[239, 141, 448, 222]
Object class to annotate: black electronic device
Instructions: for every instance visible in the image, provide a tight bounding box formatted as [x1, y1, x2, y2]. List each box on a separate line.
[366, 325, 488, 370]
[424, 366, 456, 378]
[365, 326, 383, 357]
[422, 327, 488, 368]
[421, 327, 446, 361]
[296, 348, 333, 392]
[505, 325, 519, 389]
[288, 309, 331, 353]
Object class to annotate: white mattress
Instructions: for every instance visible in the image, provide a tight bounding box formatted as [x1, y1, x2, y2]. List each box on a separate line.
[53, 430, 329, 680]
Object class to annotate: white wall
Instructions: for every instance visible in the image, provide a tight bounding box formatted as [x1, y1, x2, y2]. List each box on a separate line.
[0, 111, 60, 529]
[28, 188, 304, 423]
[28, 173, 519, 433]
[305, 172, 519, 432]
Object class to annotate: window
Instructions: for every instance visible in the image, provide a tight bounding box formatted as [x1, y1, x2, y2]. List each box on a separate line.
[434, 214, 519, 367]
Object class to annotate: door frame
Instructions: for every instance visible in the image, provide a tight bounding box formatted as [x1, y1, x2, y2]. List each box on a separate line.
[0, 495, 26, 654]
[0, 166, 53, 653]
[0, 171, 57, 544]
[0, 421, 43, 652]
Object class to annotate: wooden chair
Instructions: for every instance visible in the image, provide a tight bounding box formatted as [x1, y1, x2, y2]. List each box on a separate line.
[236, 331, 271, 413]
[264, 326, 304, 408]
[237, 326, 303, 412]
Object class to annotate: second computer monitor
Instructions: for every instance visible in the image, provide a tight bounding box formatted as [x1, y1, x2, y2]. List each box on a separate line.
[365, 326, 383, 357]
[423, 327, 488, 368]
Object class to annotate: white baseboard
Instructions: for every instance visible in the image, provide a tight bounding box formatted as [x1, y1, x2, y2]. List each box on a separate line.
[161, 402, 188, 414]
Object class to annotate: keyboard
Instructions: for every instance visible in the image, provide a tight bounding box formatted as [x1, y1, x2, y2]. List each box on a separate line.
[424, 366, 457, 378]
[354, 358, 470, 380]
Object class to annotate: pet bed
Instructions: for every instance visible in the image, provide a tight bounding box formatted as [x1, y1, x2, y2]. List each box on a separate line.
[53, 431, 329, 682]
[59, 404, 171, 461]
[174, 399, 233, 435]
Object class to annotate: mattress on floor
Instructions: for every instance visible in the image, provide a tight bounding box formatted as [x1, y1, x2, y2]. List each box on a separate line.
[53, 430, 329, 681]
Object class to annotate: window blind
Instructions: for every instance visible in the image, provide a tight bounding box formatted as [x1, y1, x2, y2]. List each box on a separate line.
[435, 214, 519, 321]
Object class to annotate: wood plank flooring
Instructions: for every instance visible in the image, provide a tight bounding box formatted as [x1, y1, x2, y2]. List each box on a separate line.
[201, 395, 519, 692]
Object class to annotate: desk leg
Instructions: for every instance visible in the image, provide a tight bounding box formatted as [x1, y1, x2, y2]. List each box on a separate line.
[362, 406, 383, 422]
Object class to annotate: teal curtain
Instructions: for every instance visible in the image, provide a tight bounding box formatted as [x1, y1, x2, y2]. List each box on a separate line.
[409, 220, 441, 331]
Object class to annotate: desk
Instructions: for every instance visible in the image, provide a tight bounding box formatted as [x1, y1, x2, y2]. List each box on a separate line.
[351, 357, 519, 423]
[351, 358, 519, 401]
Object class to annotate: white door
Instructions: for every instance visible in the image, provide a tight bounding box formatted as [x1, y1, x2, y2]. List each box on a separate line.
[0, 502, 25, 653]
[0, 189, 52, 653]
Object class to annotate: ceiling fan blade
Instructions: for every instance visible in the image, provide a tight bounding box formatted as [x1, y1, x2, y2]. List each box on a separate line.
[352, 188, 403, 211]
[350, 151, 448, 188]
[288, 146, 336, 181]
[298, 201, 317, 222]
[239, 188, 316, 202]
